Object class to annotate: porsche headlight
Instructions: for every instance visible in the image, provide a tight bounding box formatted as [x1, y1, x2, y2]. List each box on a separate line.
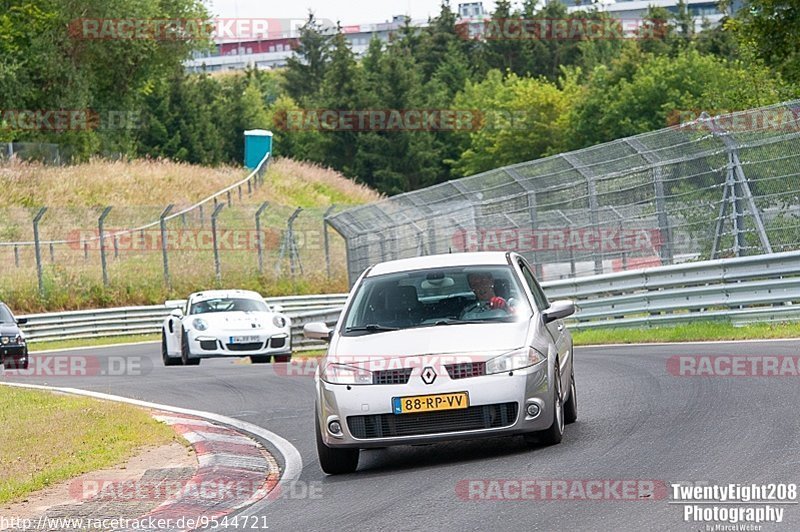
[485, 347, 545, 375]
[320, 363, 372, 385]
[273, 315, 288, 328]
[192, 318, 208, 331]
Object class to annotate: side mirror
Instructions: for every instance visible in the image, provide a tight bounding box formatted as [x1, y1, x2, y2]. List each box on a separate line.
[170, 308, 184, 318]
[304, 322, 333, 342]
[272, 304, 284, 313]
[16, 318, 28, 325]
[542, 300, 575, 324]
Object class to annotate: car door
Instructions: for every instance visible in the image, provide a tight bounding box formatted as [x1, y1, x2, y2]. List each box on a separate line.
[517, 258, 571, 391]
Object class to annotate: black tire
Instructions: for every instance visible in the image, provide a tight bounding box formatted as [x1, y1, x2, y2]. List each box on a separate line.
[250, 355, 272, 364]
[181, 329, 201, 366]
[5, 351, 28, 370]
[526, 362, 564, 447]
[315, 410, 359, 475]
[273, 354, 291, 363]
[162, 331, 180, 367]
[564, 364, 577, 424]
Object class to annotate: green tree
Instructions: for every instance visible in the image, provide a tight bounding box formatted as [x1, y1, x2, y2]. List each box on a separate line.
[282, 13, 332, 104]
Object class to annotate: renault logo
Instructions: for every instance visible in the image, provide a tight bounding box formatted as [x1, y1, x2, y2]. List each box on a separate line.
[421, 366, 437, 385]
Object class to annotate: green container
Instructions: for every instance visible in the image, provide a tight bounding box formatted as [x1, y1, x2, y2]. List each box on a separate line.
[244, 129, 273, 170]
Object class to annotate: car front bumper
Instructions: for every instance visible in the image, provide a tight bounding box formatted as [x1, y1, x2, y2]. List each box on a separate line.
[316, 360, 556, 449]
[187, 331, 291, 358]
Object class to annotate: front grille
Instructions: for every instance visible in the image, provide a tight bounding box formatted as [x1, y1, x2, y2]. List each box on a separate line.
[200, 340, 218, 351]
[347, 402, 518, 439]
[270, 337, 286, 349]
[372, 368, 413, 385]
[446, 362, 486, 379]
[226, 342, 264, 352]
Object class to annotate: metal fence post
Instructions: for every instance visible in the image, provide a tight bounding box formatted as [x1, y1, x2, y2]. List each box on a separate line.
[278, 208, 303, 277]
[32, 207, 47, 296]
[255, 202, 269, 275]
[199, 204, 205, 229]
[160, 204, 174, 290]
[49, 243, 54, 263]
[211, 203, 225, 285]
[113, 235, 119, 259]
[323, 205, 336, 279]
[14, 245, 19, 268]
[226, 190, 232, 207]
[98, 206, 113, 286]
[563, 154, 602, 275]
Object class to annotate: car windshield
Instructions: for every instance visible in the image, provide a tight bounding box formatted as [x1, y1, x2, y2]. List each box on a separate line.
[0, 305, 14, 323]
[190, 298, 268, 315]
[342, 265, 532, 335]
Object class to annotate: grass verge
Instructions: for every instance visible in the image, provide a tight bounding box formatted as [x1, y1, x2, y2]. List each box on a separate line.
[572, 321, 800, 345]
[0, 387, 177, 504]
[28, 334, 160, 353]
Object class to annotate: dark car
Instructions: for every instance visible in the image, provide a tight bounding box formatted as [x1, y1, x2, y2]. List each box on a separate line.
[0, 302, 28, 370]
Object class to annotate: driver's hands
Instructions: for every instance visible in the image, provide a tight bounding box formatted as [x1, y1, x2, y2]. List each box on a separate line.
[488, 296, 507, 310]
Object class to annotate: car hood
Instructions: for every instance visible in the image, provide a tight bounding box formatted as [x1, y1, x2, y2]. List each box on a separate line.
[330, 320, 530, 364]
[0, 324, 21, 336]
[189, 311, 275, 330]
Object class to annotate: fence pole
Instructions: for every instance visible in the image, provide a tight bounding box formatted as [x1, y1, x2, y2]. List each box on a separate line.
[49, 243, 54, 263]
[98, 206, 113, 287]
[160, 204, 174, 291]
[199, 204, 205, 229]
[211, 203, 225, 285]
[255, 202, 269, 275]
[288, 208, 303, 277]
[113, 235, 119, 259]
[323, 205, 336, 279]
[226, 190, 232, 207]
[32, 207, 47, 297]
[14, 245, 19, 268]
[83, 241, 89, 260]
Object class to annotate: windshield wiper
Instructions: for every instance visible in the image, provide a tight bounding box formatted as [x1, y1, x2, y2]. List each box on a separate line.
[345, 324, 400, 334]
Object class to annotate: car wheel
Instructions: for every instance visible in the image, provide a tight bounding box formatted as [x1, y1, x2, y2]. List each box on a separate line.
[162, 331, 180, 367]
[5, 351, 28, 370]
[181, 329, 201, 366]
[564, 365, 577, 424]
[250, 355, 272, 364]
[315, 410, 359, 475]
[273, 354, 291, 363]
[526, 361, 564, 447]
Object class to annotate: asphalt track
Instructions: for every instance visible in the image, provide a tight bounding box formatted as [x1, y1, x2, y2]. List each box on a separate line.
[4, 340, 800, 531]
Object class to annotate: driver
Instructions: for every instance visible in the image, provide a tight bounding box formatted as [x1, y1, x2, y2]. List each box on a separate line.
[466, 272, 508, 311]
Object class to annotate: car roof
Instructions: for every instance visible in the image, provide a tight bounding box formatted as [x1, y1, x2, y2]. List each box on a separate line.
[188, 290, 264, 303]
[367, 252, 512, 277]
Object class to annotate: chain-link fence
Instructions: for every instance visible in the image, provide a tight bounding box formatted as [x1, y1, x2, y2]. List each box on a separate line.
[0, 142, 62, 164]
[0, 156, 349, 304]
[329, 100, 800, 285]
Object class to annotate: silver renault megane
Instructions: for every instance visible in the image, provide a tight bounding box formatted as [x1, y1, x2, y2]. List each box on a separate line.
[304, 252, 577, 474]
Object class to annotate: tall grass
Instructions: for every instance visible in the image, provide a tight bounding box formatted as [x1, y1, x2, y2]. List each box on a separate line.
[0, 157, 376, 312]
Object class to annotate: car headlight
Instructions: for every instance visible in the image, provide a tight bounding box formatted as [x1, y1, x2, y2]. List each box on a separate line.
[273, 315, 288, 328]
[485, 347, 545, 375]
[192, 318, 208, 331]
[0, 336, 8, 345]
[320, 363, 372, 385]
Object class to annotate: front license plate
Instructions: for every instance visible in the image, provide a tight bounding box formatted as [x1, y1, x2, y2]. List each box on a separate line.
[229, 336, 260, 344]
[392, 392, 470, 415]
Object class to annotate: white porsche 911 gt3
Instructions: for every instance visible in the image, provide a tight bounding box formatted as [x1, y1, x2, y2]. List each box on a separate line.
[161, 290, 292, 366]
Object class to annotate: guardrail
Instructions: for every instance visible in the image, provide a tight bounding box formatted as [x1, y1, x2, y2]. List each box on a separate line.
[20, 294, 348, 351]
[544, 250, 800, 328]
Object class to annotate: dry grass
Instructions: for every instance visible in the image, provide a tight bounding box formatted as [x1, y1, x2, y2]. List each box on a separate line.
[0, 156, 377, 312]
[0, 387, 177, 504]
[0, 156, 379, 208]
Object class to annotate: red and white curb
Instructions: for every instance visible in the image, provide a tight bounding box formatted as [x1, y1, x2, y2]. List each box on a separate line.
[0, 383, 303, 526]
[137, 412, 281, 523]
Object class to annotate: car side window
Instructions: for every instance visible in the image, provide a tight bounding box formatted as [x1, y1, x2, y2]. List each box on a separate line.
[518, 260, 550, 311]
